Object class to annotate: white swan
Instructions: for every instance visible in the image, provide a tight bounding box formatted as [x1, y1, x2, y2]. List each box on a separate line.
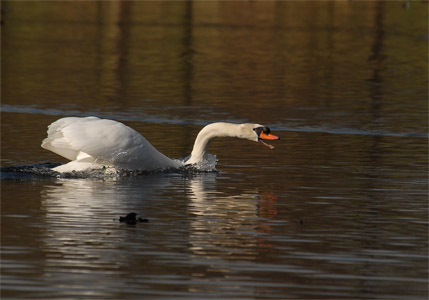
[41, 117, 279, 173]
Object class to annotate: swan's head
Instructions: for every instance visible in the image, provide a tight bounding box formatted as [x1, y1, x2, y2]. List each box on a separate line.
[187, 122, 280, 165]
[240, 124, 280, 150]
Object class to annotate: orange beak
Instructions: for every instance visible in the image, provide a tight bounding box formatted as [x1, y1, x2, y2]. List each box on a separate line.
[258, 131, 280, 150]
[259, 132, 280, 141]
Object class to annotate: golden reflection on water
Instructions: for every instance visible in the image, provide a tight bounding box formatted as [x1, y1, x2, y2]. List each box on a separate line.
[1, 1, 428, 299]
[2, 1, 427, 132]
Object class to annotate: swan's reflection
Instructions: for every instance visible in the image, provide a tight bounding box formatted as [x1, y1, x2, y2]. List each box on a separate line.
[40, 173, 278, 295]
[41, 175, 175, 218]
[186, 174, 261, 258]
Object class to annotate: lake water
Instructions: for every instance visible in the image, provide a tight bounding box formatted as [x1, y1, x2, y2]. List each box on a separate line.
[1, 1, 428, 299]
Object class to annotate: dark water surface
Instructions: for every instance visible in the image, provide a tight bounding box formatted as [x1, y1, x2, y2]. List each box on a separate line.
[1, 2, 428, 299]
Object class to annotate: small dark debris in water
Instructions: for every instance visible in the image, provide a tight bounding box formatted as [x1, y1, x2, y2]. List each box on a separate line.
[119, 212, 149, 225]
[300, 220, 304, 224]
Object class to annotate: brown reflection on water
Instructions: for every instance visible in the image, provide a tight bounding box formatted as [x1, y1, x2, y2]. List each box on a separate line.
[2, 1, 427, 132]
[1, 1, 428, 299]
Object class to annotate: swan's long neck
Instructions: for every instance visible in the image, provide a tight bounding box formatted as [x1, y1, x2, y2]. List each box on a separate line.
[186, 123, 244, 164]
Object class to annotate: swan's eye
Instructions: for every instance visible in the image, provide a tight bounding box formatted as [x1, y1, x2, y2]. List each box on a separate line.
[253, 126, 271, 137]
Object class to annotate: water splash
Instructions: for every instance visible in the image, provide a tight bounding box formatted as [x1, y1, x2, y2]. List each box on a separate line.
[181, 153, 218, 173]
[1, 155, 218, 180]
[1, 163, 60, 179]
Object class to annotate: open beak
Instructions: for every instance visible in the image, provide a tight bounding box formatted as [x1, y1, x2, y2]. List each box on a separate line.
[258, 132, 280, 150]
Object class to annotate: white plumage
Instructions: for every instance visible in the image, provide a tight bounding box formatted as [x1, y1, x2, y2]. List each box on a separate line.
[42, 117, 279, 173]
[42, 117, 181, 172]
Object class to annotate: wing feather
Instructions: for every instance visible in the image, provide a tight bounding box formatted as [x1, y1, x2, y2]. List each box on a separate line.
[42, 117, 180, 171]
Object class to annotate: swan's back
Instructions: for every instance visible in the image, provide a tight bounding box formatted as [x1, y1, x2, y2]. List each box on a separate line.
[42, 117, 182, 172]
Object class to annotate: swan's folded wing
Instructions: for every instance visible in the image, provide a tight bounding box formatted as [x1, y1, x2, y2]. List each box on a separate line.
[41, 117, 178, 170]
[42, 117, 143, 162]
[41, 117, 91, 161]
